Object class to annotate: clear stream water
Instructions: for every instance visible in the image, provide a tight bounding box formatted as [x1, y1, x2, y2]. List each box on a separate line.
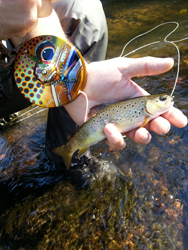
[0, 0, 188, 249]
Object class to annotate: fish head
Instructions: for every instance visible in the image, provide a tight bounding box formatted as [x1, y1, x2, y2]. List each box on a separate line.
[145, 94, 174, 116]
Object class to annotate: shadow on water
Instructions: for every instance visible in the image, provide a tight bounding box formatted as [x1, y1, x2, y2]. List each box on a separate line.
[0, 0, 188, 249]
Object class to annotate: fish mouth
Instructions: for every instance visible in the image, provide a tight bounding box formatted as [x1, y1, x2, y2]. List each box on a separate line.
[166, 96, 174, 107]
[161, 96, 174, 113]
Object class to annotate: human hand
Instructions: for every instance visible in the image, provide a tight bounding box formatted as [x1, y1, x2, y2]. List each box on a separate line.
[0, 0, 55, 40]
[65, 57, 187, 150]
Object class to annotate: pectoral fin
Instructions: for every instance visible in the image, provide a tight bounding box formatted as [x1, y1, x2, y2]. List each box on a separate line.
[88, 104, 109, 118]
[139, 116, 150, 128]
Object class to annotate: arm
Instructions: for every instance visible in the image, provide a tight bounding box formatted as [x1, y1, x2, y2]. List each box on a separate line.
[3, 1, 187, 150]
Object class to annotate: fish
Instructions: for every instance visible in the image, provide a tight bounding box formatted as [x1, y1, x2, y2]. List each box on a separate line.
[53, 94, 174, 168]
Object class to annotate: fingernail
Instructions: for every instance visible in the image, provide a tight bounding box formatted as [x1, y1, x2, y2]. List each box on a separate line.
[140, 132, 151, 143]
[161, 123, 171, 135]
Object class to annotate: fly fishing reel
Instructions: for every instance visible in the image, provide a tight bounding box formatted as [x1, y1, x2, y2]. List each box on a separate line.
[13, 35, 87, 107]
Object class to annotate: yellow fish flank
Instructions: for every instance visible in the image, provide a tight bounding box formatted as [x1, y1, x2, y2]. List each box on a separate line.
[54, 94, 174, 168]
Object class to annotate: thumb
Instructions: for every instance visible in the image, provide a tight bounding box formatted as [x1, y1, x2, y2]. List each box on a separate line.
[37, 0, 53, 17]
[126, 57, 174, 79]
[104, 123, 126, 150]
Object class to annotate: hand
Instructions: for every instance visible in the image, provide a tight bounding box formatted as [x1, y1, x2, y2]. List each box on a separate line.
[65, 56, 187, 150]
[0, 0, 54, 40]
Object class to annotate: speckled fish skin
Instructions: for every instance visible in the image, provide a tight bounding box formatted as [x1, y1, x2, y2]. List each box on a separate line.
[53, 94, 174, 168]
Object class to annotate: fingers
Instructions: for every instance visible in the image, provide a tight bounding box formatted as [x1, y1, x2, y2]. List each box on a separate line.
[104, 123, 126, 150]
[125, 119, 170, 146]
[146, 116, 171, 135]
[126, 127, 152, 145]
[104, 124, 152, 150]
[125, 117, 170, 145]
[126, 107, 187, 145]
[125, 57, 174, 79]
[162, 107, 188, 128]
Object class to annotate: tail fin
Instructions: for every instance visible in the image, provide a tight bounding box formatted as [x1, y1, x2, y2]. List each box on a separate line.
[53, 145, 73, 169]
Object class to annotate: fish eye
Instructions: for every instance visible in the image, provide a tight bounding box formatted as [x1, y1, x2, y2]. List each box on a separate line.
[35, 41, 55, 62]
[159, 95, 167, 101]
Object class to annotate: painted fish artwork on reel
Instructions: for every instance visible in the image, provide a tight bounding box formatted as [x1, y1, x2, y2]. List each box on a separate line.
[14, 36, 87, 107]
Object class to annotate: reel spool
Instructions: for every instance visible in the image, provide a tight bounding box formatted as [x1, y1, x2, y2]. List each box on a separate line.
[14, 35, 86, 107]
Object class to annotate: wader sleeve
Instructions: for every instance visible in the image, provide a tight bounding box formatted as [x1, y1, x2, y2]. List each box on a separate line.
[46, 0, 108, 162]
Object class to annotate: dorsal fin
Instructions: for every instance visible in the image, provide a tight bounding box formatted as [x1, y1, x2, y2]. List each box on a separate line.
[88, 104, 109, 118]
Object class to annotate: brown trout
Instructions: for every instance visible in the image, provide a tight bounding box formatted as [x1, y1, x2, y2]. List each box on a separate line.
[54, 94, 174, 168]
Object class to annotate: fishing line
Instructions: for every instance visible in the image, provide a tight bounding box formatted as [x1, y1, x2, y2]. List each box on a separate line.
[17, 106, 40, 119]
[8, 106, 43, 125]
[78, 90, 89, 123]
[120, 21, 188, 96]
[11, 91, 88, 125]
[14, 108, 47, 123]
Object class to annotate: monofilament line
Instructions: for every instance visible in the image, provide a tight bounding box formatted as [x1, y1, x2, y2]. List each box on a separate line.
[120, 21, 188, 96]
[78, 90, 89, 123]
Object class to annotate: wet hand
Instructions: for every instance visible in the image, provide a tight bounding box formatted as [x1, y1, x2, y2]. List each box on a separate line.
[65, 56, 188, 150]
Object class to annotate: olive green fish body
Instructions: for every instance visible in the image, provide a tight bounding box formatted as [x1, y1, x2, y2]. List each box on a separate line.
[54, 94, 173, 168]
